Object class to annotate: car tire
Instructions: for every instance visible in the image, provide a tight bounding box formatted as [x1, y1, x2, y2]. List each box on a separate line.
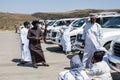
[59, 45, 63, 48]
[104, 42, 111, 50]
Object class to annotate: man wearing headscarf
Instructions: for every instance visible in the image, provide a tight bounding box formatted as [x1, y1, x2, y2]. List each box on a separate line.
[20, 21, 31, 64]
[27, 20, 49, 68]
[82, 15, 103, 68]
[58, 55, 89, 80]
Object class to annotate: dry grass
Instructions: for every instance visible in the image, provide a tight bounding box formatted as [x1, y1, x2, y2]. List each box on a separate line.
[0, 9, 120, 30]
[0, 12, 39, 30]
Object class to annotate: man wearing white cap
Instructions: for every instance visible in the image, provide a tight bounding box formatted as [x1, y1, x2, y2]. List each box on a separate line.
[82, 15, 103, 68]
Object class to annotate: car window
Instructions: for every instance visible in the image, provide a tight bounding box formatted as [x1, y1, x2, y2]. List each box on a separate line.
[103, 16, 120, 28]
[56, 21, 66, 26]
[72, 19, 86, 27]
[102, 17, 112, 25]
[47, 21, 56, 26]
[96, 18, 101, 25]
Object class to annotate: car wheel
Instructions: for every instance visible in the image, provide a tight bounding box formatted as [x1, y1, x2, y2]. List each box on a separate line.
[104, 42, 111, 50]
[59, 45, 63, 48]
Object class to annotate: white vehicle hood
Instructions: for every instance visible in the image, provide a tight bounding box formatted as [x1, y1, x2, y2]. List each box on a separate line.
[102, 28, 120, 33]
[70, 27, 83, 36]
[114, 38, 120, 43]
[47, 26, 54, 30]
[102, 28, 120, 38]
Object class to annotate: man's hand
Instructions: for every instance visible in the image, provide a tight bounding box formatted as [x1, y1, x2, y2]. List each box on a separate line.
[35, 37, 39, 40]
[36, 37, 42, 40]
[59, 29, 63, 34]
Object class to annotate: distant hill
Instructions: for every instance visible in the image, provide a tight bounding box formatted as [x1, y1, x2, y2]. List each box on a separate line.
[0, 12, 39, 30]
[0, 9, 120, 30]
[32, 9, 120, 20]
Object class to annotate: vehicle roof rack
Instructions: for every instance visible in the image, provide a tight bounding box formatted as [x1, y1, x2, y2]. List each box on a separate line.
[89, 12, 118, 16]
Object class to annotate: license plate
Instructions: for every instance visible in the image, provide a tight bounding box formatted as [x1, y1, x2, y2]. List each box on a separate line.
[116, 63, 120, 69]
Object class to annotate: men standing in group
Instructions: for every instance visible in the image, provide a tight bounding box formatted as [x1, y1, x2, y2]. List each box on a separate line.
[27, 20, 49, 68]
[82, 15, 103, 68]
[20, 21, 31, 64]
[60, 21, 71, 55]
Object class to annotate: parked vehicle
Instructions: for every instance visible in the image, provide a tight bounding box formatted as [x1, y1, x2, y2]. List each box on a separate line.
[109, 38, 120, 72]
[46, 18, 76, 39]
[74, 15, 120, 52]
[50, 17, 89, 49]
[51, 12, 119, 50]
[46, 20, 56, 39]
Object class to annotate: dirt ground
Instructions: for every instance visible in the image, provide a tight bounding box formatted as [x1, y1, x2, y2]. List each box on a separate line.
[0, 31, 120, 80]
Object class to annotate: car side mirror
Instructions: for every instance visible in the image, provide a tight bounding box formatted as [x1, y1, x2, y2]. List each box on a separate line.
[53, 25, 56, 27]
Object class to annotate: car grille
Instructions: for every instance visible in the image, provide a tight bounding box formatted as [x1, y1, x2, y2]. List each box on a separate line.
[113, 42, 120, 57]
[47, 30, 51, 33]
[76, 34, 83, 42]
[52, 32, 57, 37]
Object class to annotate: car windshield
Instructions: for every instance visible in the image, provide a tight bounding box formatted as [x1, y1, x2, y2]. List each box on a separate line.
[72, 18, 88, 27]
[103, 16, 120, 28]
[47, 21, 56, 26]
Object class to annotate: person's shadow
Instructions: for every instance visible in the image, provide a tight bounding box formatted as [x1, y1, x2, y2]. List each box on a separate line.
[12, 58, 21, 63]
[111, 72, 120, 80]
[46, 46, 63, 54]
[12, 58, 32, 68]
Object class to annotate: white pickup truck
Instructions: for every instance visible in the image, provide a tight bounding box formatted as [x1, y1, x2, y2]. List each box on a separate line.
[50, 12, 119, 50]
[46, 18, 76, 39]
[109, 38, 120, 72]
[74, 15, 120, 52]
[50, 17, 89, 48]
[107, 16, 120, 72]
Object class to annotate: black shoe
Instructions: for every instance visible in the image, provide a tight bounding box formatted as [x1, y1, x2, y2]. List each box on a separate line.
[33, 64, 38, 68]
[64, 51, 70, 55]
[19, 61, 28, 65]
[67, 51, 70, 54]
[42, 63, 49, 67]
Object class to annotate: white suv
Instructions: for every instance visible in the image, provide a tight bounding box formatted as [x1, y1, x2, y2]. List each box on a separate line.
[109, 38, 120, 72]
[108, 17, 120, 72]
[74, 15, 120, 52]
[51, 12, 119, 50]
[46, 18, 75, 39]
[50, 17, 89, 49]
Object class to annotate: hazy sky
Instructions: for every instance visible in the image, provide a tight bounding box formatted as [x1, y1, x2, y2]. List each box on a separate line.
[0, 0, 119, 14]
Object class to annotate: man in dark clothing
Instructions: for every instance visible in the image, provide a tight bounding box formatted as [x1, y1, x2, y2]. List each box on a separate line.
[27, 20, 49, 68]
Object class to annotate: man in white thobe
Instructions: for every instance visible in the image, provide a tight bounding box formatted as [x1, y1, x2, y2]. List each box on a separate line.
[20, 21, 31, 64]
[60, 21, 71, 55]
[58, 55, 89, 80]
[19, 24, 24, 63]
[86, 51, 112, 80]
[82, 15, 103, 68]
